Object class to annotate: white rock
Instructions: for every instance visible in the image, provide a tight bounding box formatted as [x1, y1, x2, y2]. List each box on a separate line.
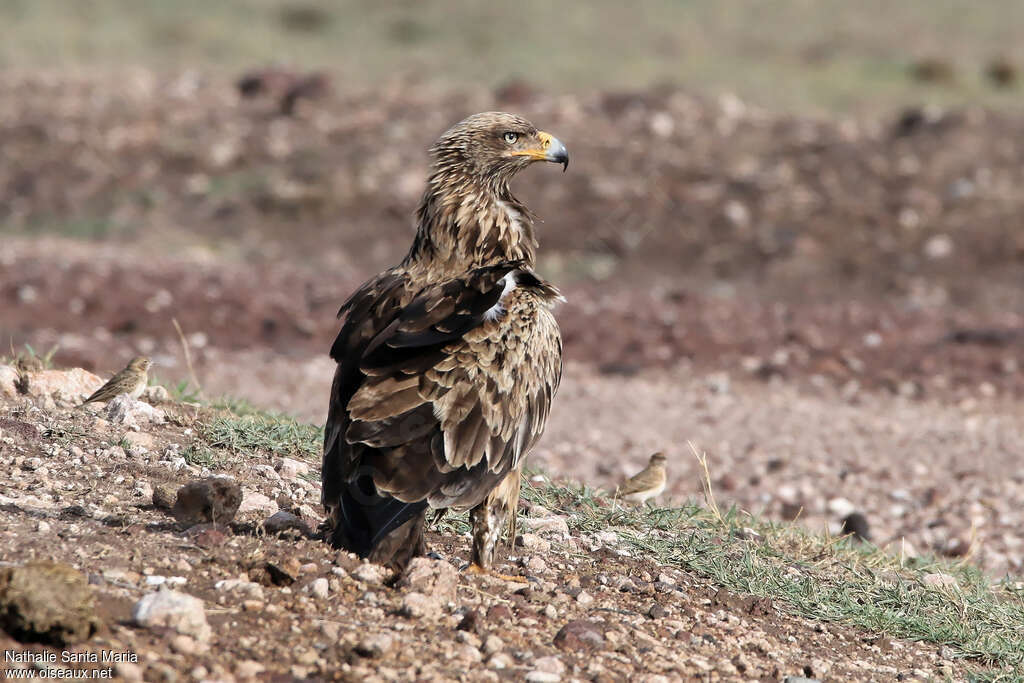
[520, 515, 570, 537]
[105, 395, 166, 427]
[25, 368, 103, 405]
[132, 590, 211, 642]
[142, 385, 171, 404]
[827, 497, 856, 518]
[276, 457, 310, 480]
[215, 579, 265, 600]
[352, 562, 390, 585]
[308, 578, 329, 600]
[235, 661, 266, 679]
[0, 365, 19, 397]
[237, 491, 278, 517]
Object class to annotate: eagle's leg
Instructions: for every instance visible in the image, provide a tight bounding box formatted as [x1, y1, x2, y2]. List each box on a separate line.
[467, 470, 526, 583]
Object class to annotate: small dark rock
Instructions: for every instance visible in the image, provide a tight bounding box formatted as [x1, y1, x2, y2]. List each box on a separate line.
[647, 603, 668, 619]
[457, 609, 481, 633]
[263, 510, 313, 537]
[257, 562, 297, 587]
[553, 619, 605, 652]
[840, 512, 871, 542]
[172, 477, 242, 527]
[780, 501, 803, 520]
[486, 605, 513, 623]
[0, 562, 100, 645]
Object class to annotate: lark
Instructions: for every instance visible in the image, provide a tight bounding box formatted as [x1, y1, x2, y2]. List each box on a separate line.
[617, 452, 668, 505]
[80, 356, 151, 406]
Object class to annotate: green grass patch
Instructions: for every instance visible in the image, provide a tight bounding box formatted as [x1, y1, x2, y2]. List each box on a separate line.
[520, 475, 1024, 677]
[198, 412, 323, 462]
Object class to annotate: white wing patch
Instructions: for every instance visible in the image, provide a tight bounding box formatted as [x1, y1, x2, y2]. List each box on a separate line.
[483, 272, 517, 321]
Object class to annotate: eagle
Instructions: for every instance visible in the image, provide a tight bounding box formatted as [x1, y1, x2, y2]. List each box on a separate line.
[321, 112, 568, 577]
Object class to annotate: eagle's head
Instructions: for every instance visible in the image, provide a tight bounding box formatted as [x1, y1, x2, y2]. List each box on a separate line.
[430, 112, 569, 184]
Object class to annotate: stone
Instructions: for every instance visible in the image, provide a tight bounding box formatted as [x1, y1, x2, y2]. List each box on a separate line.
[24, 368, 103, 405]
[355, 632, 394, 658]
[840, 512, 871, 542]
[534, 656, 566, 675]
[483, 634, 503, 655]
[276, 457, 310, 479]
[142, 385, 171, 404]
[132, 590, 211, 642]
[113, 662, 143, 682]
[0, 562, 100, 645]
[121, 432, 157, 455]
[214, 578, 265, 600]
[396, 558, 458, 605]
[237, 490, 278, 518]
[152, 483, 178, 511]
[104, 395, 166, 427]
[520, 515, 570, 537]
[172, 478, 242, 527]
[352, 563, 390, 585]
[0, 364, 19, 397]
[553, 620, 605, 651]
[399, 592, 439, 619]
[308, 578, 330, 600]
[516, 533, 551, 552]
[263, 510, 313, 536]
[234, 661, 266, 679]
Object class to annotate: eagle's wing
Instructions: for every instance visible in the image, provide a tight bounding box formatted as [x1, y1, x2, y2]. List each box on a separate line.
[322, 262, 562, 513]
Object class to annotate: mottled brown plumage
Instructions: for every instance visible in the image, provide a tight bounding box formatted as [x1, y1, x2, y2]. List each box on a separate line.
[321, 112, 568, 575]
[79, 356, 151, 406]
[617, 452, 667, 505]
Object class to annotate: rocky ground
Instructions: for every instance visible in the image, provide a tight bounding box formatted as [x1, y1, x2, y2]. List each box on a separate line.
[0, 369, 988, 681]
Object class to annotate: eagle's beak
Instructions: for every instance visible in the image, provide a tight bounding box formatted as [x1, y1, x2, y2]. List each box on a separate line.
[515, 132, 569, 171]
[538, 131, 569, 171]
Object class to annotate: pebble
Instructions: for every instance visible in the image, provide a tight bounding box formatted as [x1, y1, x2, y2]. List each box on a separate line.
[171, 477, 242, 527]
[355, 632, 394, 658]
[234, 661, 266, 678]
[309, 577, 330, 599]
[483, 634, 504, 655]
[132, 590, 211, 642]
[352, 563, 390, 585]
[397, 558, 458, 605]
[276, 457, 310, 479]
[553, 620, 605, 651]
[237, 490, 278, 517]
[400, 592, 439, 619]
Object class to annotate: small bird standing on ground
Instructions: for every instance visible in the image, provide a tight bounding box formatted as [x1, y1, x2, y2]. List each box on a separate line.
[79, 356, 151, 406]
[617, 452, 668, 505]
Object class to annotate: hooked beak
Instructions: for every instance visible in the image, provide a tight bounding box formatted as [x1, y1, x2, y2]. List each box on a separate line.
[513, 131, 569, 171]
[538, 131, 569, 171]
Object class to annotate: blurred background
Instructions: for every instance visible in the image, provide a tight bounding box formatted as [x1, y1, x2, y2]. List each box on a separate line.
[3, 1, 1024, 570]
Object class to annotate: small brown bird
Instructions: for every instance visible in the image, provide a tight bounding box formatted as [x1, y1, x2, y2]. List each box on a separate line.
[617, 453, 668, 505]
[80, 356, 151, 406]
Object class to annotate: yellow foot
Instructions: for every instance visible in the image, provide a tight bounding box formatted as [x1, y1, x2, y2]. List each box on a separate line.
[464, 563, 529, 584]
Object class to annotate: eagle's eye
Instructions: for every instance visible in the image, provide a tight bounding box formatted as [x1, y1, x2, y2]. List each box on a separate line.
[502, 131, 518, 145]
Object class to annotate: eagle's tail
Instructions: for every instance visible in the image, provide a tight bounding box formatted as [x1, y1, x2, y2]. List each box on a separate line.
[329, 474, 429, 572]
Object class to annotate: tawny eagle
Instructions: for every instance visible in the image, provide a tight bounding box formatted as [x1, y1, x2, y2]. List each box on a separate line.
[322, 112, 568, 575]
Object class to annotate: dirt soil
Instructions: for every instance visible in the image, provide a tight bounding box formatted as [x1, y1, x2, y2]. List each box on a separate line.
[0, 396, 975, 681]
